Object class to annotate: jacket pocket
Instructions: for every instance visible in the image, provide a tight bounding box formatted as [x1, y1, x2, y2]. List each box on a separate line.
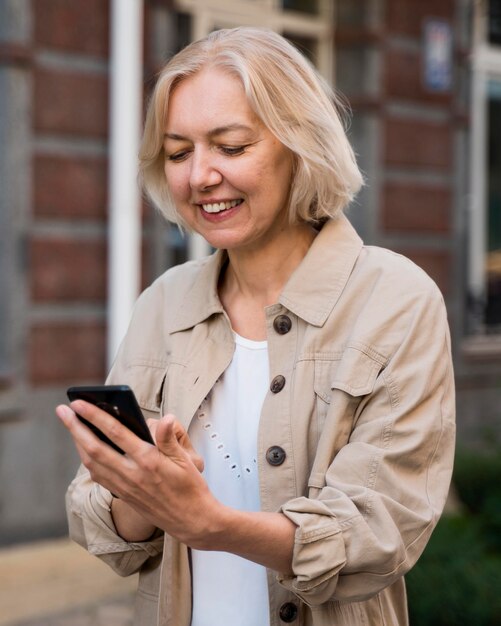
[314, 347, 383, 406]
[122, 360, 168, 420]
[330, 347, 383, 397]
[309, 348, 385, 490]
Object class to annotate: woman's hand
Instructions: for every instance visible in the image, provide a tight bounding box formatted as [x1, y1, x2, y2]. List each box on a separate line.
[57, 400, 296, 571]
[56, 400, 220, 546]
[147, 416, 204, 472]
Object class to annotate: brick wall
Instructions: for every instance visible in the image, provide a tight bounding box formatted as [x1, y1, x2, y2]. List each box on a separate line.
[33, 154, 107, 220]
[30, 0, 110, 386]
[380, 0, 457, 296]
[27, 0, 164, 391]
[336, 0, 501, 444]
[336, 0, 459, 302]
[0, 0, 169, 545]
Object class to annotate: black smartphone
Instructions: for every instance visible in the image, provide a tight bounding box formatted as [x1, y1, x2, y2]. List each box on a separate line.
[67, 385, 155, 454]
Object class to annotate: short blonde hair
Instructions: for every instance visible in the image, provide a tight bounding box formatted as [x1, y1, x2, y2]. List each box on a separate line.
[139, 27, 363, 226]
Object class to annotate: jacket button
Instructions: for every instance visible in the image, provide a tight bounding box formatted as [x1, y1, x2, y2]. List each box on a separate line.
[273, 314, 292, 335]
[270, 375, 286, 393]
[279, 601, 298, 622]
[266, 445, 286, 466]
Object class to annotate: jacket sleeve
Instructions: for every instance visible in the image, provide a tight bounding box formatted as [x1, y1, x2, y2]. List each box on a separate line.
[66, 465, 164, 577]
[278, 283, 456, 605]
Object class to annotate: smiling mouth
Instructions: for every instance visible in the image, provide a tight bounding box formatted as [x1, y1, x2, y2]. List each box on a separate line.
[201, 199, 243, 214]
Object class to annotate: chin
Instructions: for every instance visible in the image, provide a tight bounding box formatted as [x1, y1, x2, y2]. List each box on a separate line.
[195, 227, 247, 251]
[204, 236, 243, 251]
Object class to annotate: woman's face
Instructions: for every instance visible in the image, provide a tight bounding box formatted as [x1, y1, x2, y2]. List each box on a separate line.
[163, 66, 294, 253]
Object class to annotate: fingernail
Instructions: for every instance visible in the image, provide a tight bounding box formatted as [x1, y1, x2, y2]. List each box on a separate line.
[56, 405, 74, 422]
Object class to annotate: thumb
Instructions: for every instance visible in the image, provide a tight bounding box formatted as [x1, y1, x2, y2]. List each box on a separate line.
[154, 414, 187, 461]
[155, 414, 204, 472]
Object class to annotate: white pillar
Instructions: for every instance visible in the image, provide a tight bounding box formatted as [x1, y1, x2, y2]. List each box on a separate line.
[107, 0, 144, 367]
[188, 232, 211, 260]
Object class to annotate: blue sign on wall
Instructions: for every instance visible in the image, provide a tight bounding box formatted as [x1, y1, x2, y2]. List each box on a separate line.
[423, 19, 453, 92]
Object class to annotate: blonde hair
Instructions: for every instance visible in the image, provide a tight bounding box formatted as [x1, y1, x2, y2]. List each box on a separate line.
[139, 27, 363, 227]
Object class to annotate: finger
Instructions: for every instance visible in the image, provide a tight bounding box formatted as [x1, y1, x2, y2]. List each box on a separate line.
[57, 404, 121, 460]
[69, 399, 153, 457]
[57, 404, 105, 451]
[56, 403, 77, 428]
[168, 416, 194, 449]
[170, 418, 204, 472]
[157, 415, 204, 472]
[154, 415, 190, 461]
[57, 404, 126, 490]
[56, 405, 89, 463]
[146, 418, 159, 443]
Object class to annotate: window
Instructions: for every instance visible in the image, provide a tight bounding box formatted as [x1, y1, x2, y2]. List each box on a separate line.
[468, 1, 501, 338]
[489, 0, 501, 45]
[282, 0, 319, 15]
[284, 31, 317, 63]
[485, 80, 501, 331]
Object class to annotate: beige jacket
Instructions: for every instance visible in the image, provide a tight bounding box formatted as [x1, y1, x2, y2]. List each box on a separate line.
[66, 215, 455, 626]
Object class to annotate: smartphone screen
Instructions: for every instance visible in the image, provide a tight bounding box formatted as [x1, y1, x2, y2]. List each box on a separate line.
[67, 385, 155, 454]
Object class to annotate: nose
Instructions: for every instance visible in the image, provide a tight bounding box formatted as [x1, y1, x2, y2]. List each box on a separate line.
[189, 148, 222, 191]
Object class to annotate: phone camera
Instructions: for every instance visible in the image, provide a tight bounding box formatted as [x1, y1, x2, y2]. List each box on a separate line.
[96, 401, 121, 417]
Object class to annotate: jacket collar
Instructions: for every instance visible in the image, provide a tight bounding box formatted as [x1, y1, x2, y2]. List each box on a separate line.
[278, 214, 363, 326]
[169, 213, 363, 332]
[169, 248, 227, 333]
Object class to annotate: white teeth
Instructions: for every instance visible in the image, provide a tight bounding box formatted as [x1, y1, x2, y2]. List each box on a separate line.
[202, 199, 242, 213]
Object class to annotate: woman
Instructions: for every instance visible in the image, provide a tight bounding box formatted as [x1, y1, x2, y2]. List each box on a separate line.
[57, 27, 455, 626]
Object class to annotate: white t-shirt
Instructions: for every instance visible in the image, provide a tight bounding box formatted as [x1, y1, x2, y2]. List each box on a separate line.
[188, 333, 271, 626]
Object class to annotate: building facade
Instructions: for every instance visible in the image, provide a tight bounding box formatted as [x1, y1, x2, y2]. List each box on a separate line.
[0, 0, 499, 544]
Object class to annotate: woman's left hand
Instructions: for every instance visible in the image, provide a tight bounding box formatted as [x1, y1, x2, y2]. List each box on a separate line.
[147, 415, 204, 472]
[56, 400, 222, 548]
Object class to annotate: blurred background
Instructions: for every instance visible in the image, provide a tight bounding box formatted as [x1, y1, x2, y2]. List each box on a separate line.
[0, 0, 500, 624]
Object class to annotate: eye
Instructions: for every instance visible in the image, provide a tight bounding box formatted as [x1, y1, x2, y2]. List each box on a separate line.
[220, 145, 248, 156]
[166, 149, 190, 162]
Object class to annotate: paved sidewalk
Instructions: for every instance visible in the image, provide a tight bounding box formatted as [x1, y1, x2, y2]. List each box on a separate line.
[12, 594, 135, 626]
[0, 538, 137, 625]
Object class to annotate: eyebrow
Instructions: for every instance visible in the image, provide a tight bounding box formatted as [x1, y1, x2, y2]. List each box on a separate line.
[164, 123, 255, 141]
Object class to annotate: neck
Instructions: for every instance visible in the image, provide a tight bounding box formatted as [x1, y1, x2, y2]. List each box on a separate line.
[221, 222, 317, 307]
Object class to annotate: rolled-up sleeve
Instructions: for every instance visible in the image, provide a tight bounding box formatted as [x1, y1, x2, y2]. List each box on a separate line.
[279, 283, 455, 605]
[66, 465, 164, 577]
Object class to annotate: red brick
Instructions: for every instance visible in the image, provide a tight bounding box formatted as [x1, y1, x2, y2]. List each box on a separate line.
[395, 249, 451, 295]
[384, 48, 452, 104]
[30, 237, 107, 302]
[382, 182, 451, 233]
[34, 155, 107, 219]
[386, 0, 454, 37]
[34, 67, 108, 137]
[34, 0, 109, 57]
[384, 118, 452, 170]
[30, 321, 106, 385]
